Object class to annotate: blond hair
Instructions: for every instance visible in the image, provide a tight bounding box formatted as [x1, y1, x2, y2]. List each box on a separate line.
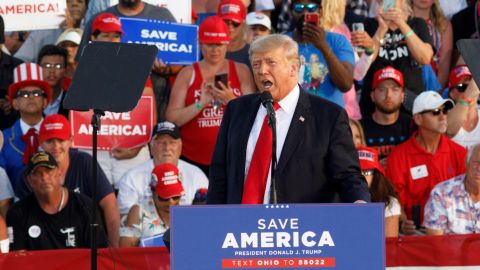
[409, 0, 448, 33]
[320, 0, 346, 30]
[249, 34, 299, 65]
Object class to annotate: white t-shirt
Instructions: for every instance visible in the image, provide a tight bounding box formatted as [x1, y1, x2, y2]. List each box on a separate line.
[452, 110, 480, 152]
[117, 159, 209, 214]
[385, 196, 401, 218]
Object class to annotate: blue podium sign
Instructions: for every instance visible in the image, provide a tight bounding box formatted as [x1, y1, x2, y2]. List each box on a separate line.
[171, 204, 385, 269]
[120, 17, 199, 65]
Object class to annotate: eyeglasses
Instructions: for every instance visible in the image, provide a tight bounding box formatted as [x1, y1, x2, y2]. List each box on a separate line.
[15, 89, 45, 98]
[41, 63, 65, 70]
[454, 84, 468, 92]
[224, 20, 241, 28]
[292, 3, 318, 13]
[157, 195, 181, 202]
[361, 170, 374, 176]
[420, 107, 450, 116]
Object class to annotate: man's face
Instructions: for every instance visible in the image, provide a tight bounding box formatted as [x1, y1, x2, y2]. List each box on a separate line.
[119, 0, 141, 8]
[92, 32, 122, 43]
[223, 19, 244, 43]
[40, 55, 66, 89]
[27, 166, 60, 196]
[251, 47, 299, 101]
[414, 105, 449, 134]
[291, 0, 322, 31]
[41, 138, 72, 164]
[153, 194, 181, 215]
[247, 24, 270, 42]
[67, 0, 86, 21]
[12, 86, 48, 115]
[467, 146, 480, 183]
[150, 134, 182, 164]
[371, 79, 404, 114]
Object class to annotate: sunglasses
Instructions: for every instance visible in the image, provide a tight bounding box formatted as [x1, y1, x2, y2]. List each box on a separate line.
[292, 3, 319, 13]
[41, 63, 65, 70]
[16, 89, 45, 98]
[420, 107, 450, 116]
[454, 84, 468, 92]
[361, 169, 374, 176]
[224, 20, 241, 28]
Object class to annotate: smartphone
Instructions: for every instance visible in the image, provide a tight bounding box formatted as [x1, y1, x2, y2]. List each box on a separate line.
[352, 22, 364, 33]
[412, 205, 421, 230]
[214, 73, 228, 89]
[383, 0, 396, 11]
[305, 13, 319, 26]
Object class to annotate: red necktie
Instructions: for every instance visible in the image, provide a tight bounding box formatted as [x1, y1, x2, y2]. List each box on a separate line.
[22, 127, 39, 164]
[242, 103, 280, 204]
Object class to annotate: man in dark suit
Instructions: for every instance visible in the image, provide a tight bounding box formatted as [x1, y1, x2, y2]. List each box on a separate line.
[207, 34, 370, 204]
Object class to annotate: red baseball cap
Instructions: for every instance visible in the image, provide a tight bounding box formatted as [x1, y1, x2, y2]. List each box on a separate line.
[357, 146, 385, 175]
[39, 114, 72, 143]
[372, 66, 404, 89]
[92, 13, 123, 34]
[199, 16, 230, 44]
[218, 0, 246, 24]
[8, 63, 51, 104]
[151, 163, 185, 199]
[448, 64, 472, 89]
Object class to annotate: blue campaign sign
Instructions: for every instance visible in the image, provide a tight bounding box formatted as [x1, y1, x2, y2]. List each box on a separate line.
[120, 17, 199, 65]
[171, 204, 385, 269]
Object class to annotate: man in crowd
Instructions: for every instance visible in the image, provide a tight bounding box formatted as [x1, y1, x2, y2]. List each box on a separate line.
[0, 14, 23, 130]
[7, 151, 108, 250]
[445, 65, 480, 150]
[207, 34, 370, 204]
[245, 11, 272, 44]
[289, 0, 354, 107]
[361, 66, 413, 162]
[387, 91, 467, 235]
[38, 45, 70, 118]
[1, 63, 51, 189]
[424, 143, 480, 235]
[117, 121, 208, 215]
[218, 0, 251, 68]
[15, 114, 120, 247]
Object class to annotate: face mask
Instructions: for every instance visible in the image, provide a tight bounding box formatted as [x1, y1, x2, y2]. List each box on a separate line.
[119, 0, 140, 8]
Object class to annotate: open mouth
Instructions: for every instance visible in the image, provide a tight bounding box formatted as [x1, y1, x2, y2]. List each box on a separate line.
[262, 80, 273, 89]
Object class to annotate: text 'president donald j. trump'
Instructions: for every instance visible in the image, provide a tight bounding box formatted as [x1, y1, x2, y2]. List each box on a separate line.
[207, 34, 370, 204]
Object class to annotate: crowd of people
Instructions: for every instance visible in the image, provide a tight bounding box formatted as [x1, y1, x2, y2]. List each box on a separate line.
[0, 0, 479, 253]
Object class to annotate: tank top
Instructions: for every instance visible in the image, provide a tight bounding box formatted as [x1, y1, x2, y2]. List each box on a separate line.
[181, 60, 242, 165]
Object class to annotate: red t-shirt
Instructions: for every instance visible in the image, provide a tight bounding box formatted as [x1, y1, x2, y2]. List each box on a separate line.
[181, 60, 242, 165]
[386, 132, 467, 222]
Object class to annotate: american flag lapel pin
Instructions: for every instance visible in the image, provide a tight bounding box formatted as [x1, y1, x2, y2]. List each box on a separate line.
[299, 116, 305, 122]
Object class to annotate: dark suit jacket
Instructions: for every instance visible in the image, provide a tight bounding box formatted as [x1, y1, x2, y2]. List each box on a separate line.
[207, 88, 370, 204]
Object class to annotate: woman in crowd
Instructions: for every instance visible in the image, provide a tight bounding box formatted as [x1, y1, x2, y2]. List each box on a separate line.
[349, 118, 367, 146]
[357, 146, 400, 237]
[165, 16, 255, 175]
[352, 0, 434, 116]
[119, 163, 185, 247]
[410, 0, 453, 88]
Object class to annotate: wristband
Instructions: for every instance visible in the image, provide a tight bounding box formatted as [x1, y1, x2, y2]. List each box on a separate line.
[457, 99, 469, 107]
[460, 94, 474, 104]
[195, 101, 203, 111]
[403, 30, 414, 39]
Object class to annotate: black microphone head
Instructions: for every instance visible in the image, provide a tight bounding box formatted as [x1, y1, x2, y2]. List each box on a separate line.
[260, 91, 273, 108]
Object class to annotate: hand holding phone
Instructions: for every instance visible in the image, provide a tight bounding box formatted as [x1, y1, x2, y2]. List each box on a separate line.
[383, 0, 396, 11]
[305, 13, 319, 26]
[352, 23, 364, 33]
[214, 73, 228, 90]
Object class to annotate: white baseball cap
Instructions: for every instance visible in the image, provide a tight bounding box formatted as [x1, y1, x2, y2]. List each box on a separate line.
[412, 91, 454, 115]
[56, 28, 83, 45]
[246, 12, 271, 30]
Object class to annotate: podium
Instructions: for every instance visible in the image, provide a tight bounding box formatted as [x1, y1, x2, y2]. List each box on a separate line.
[170, 204, 385, 269]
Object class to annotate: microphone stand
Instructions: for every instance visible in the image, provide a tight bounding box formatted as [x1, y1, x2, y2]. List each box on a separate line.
[267, 109, 278, 205]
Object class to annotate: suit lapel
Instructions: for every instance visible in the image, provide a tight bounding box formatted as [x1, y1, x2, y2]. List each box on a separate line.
[276, 89, 310, 175]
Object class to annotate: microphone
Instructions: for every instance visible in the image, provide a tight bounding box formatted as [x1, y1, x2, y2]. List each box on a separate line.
[260, 91, 276, 127]
[260, 91, 278, 204]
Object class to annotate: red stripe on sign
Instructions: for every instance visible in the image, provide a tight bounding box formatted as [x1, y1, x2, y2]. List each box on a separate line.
[222, 258, 335, 268]
[386, 234, 480, 267]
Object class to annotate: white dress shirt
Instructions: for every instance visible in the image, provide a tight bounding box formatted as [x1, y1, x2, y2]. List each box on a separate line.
[245, 85, 300, 204]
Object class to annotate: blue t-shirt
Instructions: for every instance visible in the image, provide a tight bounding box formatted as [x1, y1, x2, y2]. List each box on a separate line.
[290, 31, 355, 107]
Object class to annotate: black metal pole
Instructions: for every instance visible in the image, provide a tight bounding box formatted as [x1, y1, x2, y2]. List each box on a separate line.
[90, 110, 104, 270]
